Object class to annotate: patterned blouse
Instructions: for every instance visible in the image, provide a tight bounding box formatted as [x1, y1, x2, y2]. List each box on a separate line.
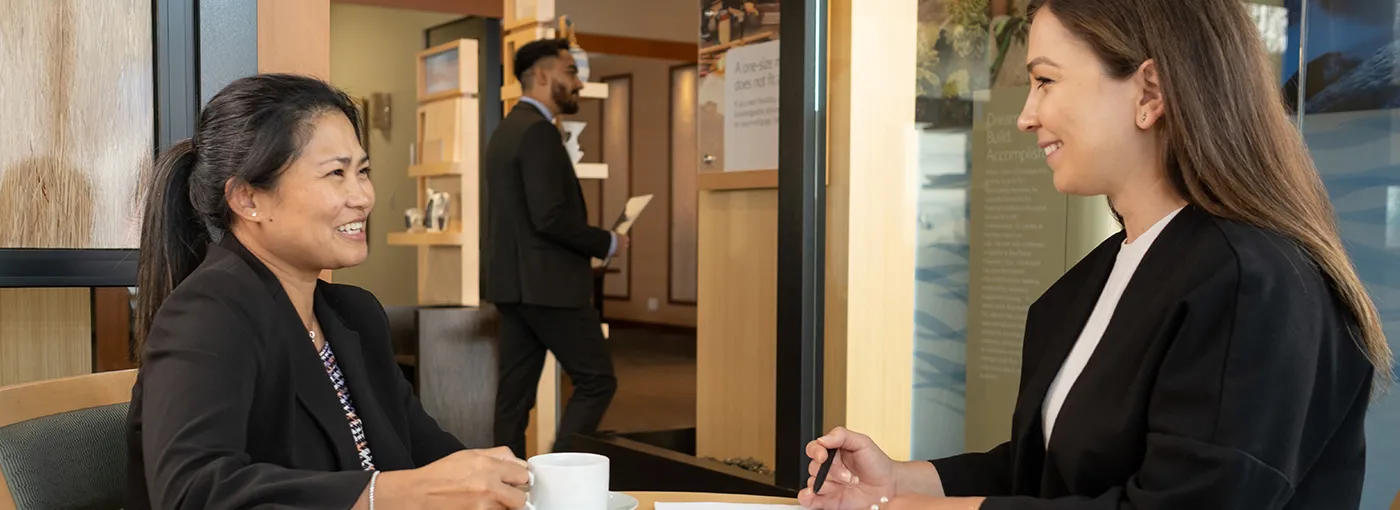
[317, 340, 377, 471]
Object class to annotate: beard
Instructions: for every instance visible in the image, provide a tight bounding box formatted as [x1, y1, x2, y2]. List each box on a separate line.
[552, 81, 580, 115]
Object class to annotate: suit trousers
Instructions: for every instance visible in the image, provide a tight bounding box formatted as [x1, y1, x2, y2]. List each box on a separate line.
[493, 303, 617, 458]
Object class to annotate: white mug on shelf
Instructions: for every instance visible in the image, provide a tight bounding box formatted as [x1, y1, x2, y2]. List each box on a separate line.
[524, 452, 609, 510]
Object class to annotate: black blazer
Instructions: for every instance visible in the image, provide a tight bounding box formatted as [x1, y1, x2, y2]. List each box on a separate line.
[481, 102, 612, 308]
[126, 236, 465, 510]
[932, 206, 1373, 509]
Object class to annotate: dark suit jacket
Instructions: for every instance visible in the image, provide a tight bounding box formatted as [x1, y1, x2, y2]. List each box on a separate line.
[932, 205, 1373, 509]
[125, 236, 465, 510]
[481, 101, 612, 308]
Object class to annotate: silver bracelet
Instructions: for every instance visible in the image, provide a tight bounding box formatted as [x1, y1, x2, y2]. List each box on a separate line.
[368, 471, 381, 510]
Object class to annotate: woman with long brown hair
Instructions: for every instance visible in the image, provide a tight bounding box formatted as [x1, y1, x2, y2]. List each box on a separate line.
[800, 0, 1392, 509]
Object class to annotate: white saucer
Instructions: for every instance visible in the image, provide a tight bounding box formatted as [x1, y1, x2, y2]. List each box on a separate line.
[610, 492, 640, 510]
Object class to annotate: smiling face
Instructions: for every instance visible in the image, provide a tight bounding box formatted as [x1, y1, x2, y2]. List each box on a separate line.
[1018, 8, 1159, 196]
[231, 111, 374, 274]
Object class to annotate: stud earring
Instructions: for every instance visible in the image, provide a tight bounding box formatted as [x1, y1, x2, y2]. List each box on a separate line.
[251, 211, 258, 218]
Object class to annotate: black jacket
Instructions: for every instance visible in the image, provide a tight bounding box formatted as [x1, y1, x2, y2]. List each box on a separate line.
[481, 101, 612, 308]
[126, 236, 464, 509]
[933, 205, 1373, 509]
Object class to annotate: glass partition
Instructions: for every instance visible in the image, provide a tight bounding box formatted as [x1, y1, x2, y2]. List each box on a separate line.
[1289, 0, 1400, 505]
[908, 2, 1398, 506]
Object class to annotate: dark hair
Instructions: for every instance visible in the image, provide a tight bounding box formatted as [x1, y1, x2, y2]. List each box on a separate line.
[513, 38, 571, 87]
[135, 73, 361, 350]
[1029, 0, 1391, 392]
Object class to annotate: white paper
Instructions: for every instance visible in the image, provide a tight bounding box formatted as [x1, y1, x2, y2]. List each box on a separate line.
[611, 194, 654, 235]
[591, 194, 655, 269]
[654, 504, 804, 510]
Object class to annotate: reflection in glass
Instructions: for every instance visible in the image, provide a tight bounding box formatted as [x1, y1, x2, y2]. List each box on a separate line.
[1287, 0, 1400, 505]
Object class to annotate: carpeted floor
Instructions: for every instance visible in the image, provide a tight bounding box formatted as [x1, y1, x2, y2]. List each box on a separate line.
[577, 324, 698, 434]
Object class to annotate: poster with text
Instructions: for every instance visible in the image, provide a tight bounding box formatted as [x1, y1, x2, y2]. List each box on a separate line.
[698, 0, 780, 172]
[723, 40, 780, 172]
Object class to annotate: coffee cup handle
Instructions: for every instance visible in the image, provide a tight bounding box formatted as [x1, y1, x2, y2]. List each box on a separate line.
[522, 471, 535, 510]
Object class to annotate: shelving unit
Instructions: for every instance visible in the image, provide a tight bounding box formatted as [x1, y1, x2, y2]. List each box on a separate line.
[387, 38, 482, 307]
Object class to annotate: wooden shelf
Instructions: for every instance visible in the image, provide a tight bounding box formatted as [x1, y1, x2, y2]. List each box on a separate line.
[574, 162, 608, 179]
[501, 81, 609, 101]
[503, 17, 550, 33]
[387, 231, 468, 246]
[408, 162, 468, 177]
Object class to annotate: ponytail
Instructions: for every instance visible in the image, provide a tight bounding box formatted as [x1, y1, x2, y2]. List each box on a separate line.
[134, 139, 207, 354]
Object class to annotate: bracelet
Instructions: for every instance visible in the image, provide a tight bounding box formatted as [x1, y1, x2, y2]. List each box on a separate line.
[368, 471, 381, 510]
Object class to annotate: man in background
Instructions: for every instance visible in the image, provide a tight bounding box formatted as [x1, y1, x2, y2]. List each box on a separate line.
[482, 38, 628, 458]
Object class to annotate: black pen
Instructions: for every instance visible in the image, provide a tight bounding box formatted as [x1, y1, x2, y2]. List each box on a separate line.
[812, 447, 838, 493]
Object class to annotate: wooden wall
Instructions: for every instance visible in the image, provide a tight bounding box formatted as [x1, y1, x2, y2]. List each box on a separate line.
[695, 187, 779, 468]
[258, 0, 332, 77]
[823, 0, 918, 460]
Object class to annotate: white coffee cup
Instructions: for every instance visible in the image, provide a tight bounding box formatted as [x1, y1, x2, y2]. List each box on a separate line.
[525, 452, 610, 510]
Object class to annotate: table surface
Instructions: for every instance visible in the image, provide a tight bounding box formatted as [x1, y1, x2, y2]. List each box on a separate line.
[625, 491, 799, 508]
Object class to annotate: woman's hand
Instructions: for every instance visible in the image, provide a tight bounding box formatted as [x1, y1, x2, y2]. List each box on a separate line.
[366, 447, 530, 509]
[798, 427, 901, 510]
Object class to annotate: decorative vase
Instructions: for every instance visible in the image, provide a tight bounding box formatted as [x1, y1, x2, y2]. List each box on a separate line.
[424, 188, 452, 232]
[561, 121, 587, 165]
[404, 208, 424, 232]
[562, 16, 590, 82]
[571, 46, 591, 83]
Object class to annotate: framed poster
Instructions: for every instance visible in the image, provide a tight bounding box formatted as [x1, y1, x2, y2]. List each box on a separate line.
[417, 39, 479, 102]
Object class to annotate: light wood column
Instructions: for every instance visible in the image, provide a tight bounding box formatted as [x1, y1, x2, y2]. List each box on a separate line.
[258, 0, 331, 77]
[695, 184, 779, 468]
[257, 0, 334, 283]
[822, 0, 918, 461]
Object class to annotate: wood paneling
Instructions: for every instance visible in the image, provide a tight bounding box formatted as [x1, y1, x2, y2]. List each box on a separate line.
[258, 0, 331, 77]
[93, 287, 136, 372]
[0, 289, 92, 387]
[696, 188, 778, 468]
[586, 56, 696, 328]
[669, 65, 699, 304]
[822, 0, 917, 461]
[334, 0, 503, 18]
[601, 75, 633, 299]
[576, 33, 697, 62]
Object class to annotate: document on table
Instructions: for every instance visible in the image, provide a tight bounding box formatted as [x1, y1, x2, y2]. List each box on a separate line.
[654, 504, 804, 510]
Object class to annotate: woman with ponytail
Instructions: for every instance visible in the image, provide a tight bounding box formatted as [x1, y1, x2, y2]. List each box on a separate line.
[799, 1, 1391, 509]
[127, 74, 527, 510]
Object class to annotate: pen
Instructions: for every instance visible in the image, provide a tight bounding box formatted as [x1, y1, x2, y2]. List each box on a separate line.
[812, 447, 838, 493]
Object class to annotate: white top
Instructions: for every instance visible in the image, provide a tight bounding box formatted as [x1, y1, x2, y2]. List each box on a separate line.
[1041, 207, 1184, 447]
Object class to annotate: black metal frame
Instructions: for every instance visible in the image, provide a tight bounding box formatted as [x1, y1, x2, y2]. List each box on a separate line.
[0, 0, 201, 288]
[774, 0, 828, 492]
[154, 0, 200, 154]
